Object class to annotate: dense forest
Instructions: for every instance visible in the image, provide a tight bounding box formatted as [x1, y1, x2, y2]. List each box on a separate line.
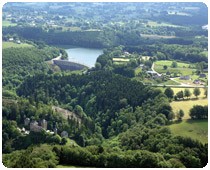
[2, 2, 208, 168]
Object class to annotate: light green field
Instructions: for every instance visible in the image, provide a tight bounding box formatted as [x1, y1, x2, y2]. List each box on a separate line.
[141, 34, 176, 39]
[2, 42, 33, 49]
[168, 119, 208, 144]
[154, 60, 195, 75]
[159, 80, 180, 86]
[171, 87, 206, 98]
[170, 98, 208, 119]
[2, 20, 17, 27]
[112, 58, 130, 62]
[135, 67, 142, 76]
[146, 21, 181, 27]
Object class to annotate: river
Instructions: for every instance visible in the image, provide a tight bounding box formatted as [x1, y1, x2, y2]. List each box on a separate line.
[65, 47, 103, 68]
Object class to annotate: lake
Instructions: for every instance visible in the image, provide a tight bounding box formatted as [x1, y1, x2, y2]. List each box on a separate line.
[65, 47, 103, 68]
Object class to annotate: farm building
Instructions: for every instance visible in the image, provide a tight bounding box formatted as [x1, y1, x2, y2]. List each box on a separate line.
[180, 75, 190, 80]
[199, 73, 206, 78]
[193, 80, 201, 84]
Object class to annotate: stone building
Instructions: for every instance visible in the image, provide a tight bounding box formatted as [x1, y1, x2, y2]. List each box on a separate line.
[41, 119, 47, 130]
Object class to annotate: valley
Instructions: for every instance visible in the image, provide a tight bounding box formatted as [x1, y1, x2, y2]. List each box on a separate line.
[2, 2, 208, 168]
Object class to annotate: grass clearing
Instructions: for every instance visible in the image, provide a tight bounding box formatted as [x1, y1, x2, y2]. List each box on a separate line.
[146, 21, 181, 27]
[3, 42, 34, 49]
[135, 67, 142, 76]
[154, 60, 195, 75]
[170, 98, 208, 119]
[141, 34, 176, 39]
[168, 119, 208, 144]
[112, 58, 130, 62]
[2, 20, 17, 27]
[171, 87, 206, 98]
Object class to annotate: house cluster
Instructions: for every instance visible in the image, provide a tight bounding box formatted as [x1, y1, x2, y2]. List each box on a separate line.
[179, 74, 206, 85]
[19, 118, 69, 138]
[8, 37, 21, 44]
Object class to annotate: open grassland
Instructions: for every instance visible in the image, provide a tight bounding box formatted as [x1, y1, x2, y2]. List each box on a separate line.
[170, 98, 208, 119]
[112, 58, 130, 62]
[2, 20, 17, 27]
[154, 60, 196, 75]
[3, 42, 34, 49]
[159, 80, 180, 86]
[146, 21, 182, 27]
[141, 34, 176, 39]
[135, 67, 142, 76]
[171, 87, 206, 98]
[168, 119, 208, 144]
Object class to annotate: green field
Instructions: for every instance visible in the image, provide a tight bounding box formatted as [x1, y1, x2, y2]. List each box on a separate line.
[3, 42, 34, 49]
[154, 60, 196, 75]
[2, 20, 17, 27]
[135, 67, 142, 76]
[141, 34, 176, 39]
[146, 21, 181, 27]
[170, 98, 208, 119]
[171, 87, 206, 98]
[168, 119, 208, 144]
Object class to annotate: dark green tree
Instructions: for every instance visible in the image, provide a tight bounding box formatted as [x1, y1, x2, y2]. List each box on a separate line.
[193, 88, 201, 99]
[177, 109, 184, 120]
[184, 89, 191, 99]
[164, 87, 174, 99]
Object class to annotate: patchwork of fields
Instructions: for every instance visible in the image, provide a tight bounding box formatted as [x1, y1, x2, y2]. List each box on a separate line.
[158, 87, 208, 144]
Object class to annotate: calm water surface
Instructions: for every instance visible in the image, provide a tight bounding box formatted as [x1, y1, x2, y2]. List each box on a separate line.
[65, 47, 103, 68]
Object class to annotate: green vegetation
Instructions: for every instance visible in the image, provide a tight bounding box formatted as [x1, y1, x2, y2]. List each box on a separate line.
[2, 2, 208, 168]
[2, 20, 17, 27]
[154, 60, 195, 75]
[168, 119, 208, 144]
[3, 42, 34, 49]
[170, 99, 208, 119]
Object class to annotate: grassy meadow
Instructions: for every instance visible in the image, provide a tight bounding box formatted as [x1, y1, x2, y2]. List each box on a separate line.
[154, 60, 196, 75]
[168, 119, 208, 144]
[170, 98, 208, 119]
[2, 20, 17, 27]
[3, 42, 34, 49]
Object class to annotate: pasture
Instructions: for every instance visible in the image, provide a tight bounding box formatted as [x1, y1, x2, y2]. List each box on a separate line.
[168, 119, 208, 144]
[154, 60, 196, 75]
[171, 87, 207, 98]
[112, 58, 130, 62]
[3, 42, 34, 49]
[170, 98, 208, 119]
[146, 21, 181, 27]
[141, 34, 176, 39]
[2, 20, 17, 27]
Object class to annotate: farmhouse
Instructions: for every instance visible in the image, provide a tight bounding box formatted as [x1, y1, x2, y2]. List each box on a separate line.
[199, 73, 206, 78]
[180, 75, 190, 80]
[193, 79, 201, 84]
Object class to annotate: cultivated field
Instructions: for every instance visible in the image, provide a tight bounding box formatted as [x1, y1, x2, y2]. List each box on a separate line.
[168, 119, 208, 144]
[3, 42, 34, 49]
